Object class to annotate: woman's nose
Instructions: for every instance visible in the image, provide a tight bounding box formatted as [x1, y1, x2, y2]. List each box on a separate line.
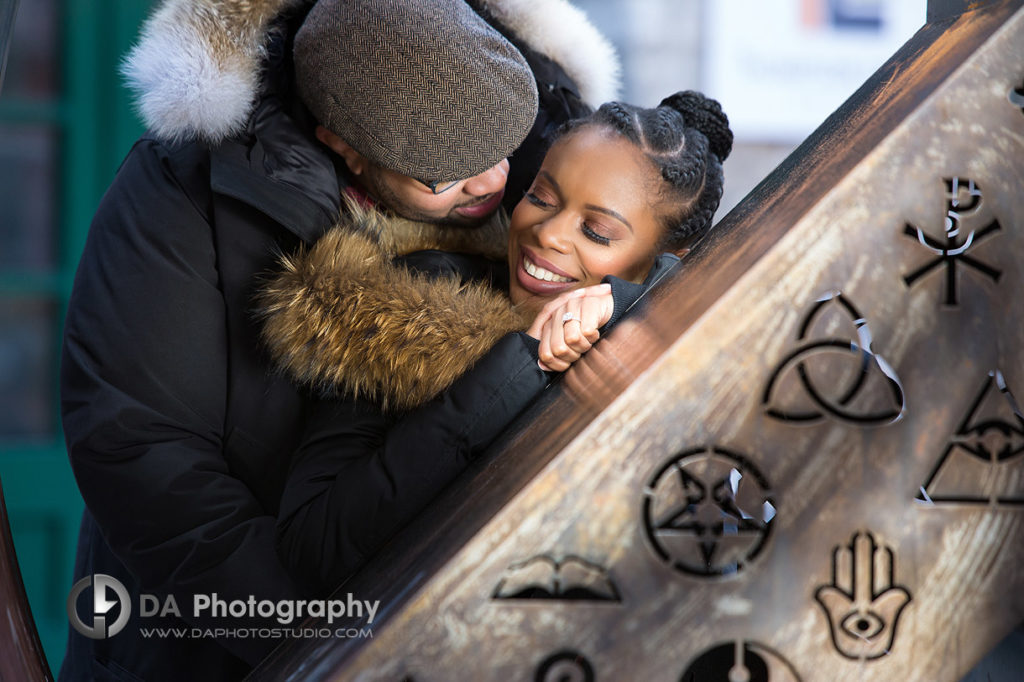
[534, 212, 574, 253]
[462, 159, 509, 197]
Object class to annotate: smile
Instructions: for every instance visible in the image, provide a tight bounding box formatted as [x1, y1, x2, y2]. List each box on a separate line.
[513, 247, 579, 298]
[523, 255, 574, 283]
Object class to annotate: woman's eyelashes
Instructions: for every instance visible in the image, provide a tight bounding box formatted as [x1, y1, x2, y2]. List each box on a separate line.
[582, 223, 611, 246]
[524, 189, 553, 208]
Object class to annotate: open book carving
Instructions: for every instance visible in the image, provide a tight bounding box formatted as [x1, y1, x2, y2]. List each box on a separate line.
[492, 555, 621, 602]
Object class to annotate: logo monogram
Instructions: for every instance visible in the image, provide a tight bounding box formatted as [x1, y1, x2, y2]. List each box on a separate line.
[67, 574, 131, 639]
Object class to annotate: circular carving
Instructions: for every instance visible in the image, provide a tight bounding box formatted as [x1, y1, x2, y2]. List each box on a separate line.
[535, 650, 595, 682]
[643, 447, 775, 577]
[679, 641, 801, 682]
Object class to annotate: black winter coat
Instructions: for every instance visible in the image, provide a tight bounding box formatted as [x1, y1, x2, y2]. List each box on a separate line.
[60, 121, 339, 682]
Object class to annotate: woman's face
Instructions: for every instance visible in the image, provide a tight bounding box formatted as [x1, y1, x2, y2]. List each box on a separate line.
[507, 126, 666, 314]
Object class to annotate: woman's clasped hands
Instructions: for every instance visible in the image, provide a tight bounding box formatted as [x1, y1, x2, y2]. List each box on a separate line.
[526, 283, 614, 372]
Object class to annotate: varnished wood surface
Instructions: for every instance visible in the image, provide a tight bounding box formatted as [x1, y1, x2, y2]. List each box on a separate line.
[928, 0, 1005, 21]
[0, 477, 53, 681]
[250, 2, 1024, 679]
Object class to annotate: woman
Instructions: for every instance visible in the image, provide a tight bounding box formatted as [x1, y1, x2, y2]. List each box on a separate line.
[259, 91, 733, 595]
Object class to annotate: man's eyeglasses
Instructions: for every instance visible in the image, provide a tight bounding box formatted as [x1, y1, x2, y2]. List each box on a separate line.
[416, 178, 460, 194]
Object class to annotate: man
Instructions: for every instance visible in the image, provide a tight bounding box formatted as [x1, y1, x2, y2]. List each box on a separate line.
[58, 0, 617, 679]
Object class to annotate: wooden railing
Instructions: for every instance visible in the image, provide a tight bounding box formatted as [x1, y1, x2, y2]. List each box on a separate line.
[0, 477, 53, 681]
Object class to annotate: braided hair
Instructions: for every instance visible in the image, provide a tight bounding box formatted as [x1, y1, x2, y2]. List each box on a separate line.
[557, 90, 733, 251]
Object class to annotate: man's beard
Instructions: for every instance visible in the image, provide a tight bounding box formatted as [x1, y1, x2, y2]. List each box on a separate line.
[363, 174, 497, 228]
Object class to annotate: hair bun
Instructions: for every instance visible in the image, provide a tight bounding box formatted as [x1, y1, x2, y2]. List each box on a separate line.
[659, 91, 733, 162]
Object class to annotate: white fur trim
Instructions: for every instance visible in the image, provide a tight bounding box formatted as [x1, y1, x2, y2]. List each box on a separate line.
[122, 0, 298, 142]
[482, 0, 621, 107]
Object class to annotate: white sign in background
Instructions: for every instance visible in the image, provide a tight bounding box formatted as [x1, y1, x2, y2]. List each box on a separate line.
[704, 0, 925, 142]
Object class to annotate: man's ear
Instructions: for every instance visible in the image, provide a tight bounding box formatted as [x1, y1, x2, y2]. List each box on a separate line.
[673, 246, 691, 259]
[315, 125, 367, 176]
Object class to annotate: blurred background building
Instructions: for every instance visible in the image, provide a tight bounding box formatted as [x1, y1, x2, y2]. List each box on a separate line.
[0, 0, 926, 672]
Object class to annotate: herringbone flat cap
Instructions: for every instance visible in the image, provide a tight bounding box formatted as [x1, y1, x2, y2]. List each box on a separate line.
[294, 0, 539, 182]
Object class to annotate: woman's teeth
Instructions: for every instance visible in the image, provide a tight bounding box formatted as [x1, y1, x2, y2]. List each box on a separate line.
[524, 256, 573, 283]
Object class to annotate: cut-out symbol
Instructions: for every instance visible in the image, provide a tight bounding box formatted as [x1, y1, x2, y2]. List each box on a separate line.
[492, 555, 620, 602]
[814, 530, 911, 661]
[1010, 80, 1024, 114]
[763, 292, 905, 426]
[643, 447, 776, 577]
[902, 177, 1001, 306]
[535, 650, 594, 682]
[917, 370, 1024, 506]
[679, 641, 802, 682]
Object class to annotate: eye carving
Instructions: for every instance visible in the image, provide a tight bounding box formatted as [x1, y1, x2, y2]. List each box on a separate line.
[814, 530, 911, 661]
[840, 610, 885, 640]
[916, 369, 1024, 506]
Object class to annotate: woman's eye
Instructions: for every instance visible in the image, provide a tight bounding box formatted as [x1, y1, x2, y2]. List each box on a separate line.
[524, 190, 553, 208]
[582, 223, 611, 246]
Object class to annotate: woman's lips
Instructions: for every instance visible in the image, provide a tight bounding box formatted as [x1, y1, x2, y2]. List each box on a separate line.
[454, 189, 505, 219]
[514, 246, 578, 296]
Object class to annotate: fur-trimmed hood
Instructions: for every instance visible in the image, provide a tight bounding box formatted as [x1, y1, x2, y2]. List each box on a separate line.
[123, 0, 620, 143]
[257, 202, 532, 411]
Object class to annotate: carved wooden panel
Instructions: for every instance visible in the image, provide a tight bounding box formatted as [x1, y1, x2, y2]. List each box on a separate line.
[251, 2, 1024, 680]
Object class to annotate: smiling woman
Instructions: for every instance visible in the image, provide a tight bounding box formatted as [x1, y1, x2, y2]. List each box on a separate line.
[508, 129, 667, 312]
[258, 90, 734, 597]
[509, 93, 732, 317]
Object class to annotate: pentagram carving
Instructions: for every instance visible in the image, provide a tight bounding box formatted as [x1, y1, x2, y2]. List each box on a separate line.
[679, 641, 802, 682]
[814, 530, 911, 661]
[642, 447, 776, 577]
[492, 555, 621, 602]
[534, 650, 595, 682]
[763, 292, 905, 426]
[902, 177, 1001, 306]
[917, 370, 1024, 506]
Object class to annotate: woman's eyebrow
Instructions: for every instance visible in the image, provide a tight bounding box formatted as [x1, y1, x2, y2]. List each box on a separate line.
[584, 204, 633, 233]
[537, 170, 560, 194]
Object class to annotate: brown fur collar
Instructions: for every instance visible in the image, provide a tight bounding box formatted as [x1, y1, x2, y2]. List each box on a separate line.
[258, 202, 531, 411]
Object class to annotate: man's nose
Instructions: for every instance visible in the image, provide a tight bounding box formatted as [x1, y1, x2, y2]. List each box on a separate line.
[462, 159, 509, 196]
